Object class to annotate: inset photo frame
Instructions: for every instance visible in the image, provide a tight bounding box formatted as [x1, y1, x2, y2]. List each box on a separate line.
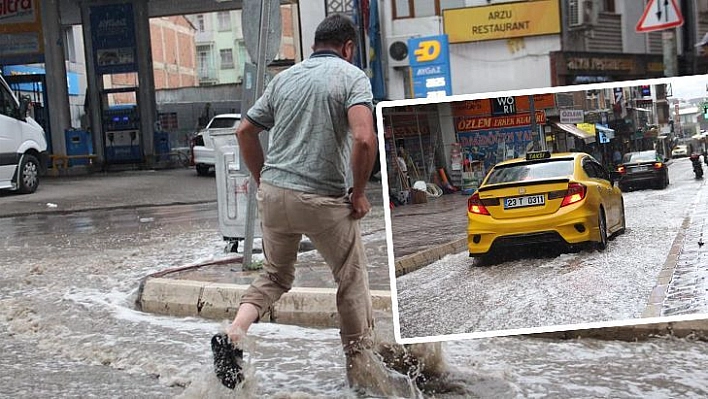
[378, 75, 708, 344]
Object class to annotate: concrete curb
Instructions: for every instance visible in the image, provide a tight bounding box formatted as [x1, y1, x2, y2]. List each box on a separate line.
[395, 237, 467, 277]
[535, 319, 708, 341]
[642, 215, 689, 318]
[137, 277, 392, 328]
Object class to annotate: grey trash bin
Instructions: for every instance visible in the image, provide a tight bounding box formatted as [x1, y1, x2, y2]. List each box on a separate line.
[211, 127, 261, 251]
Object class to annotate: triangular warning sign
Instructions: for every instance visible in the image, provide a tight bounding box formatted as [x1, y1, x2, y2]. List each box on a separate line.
[636, 0, 684, 33]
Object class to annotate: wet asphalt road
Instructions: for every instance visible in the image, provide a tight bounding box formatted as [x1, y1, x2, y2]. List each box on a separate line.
[396, 157, 708, 339]
[1, 166, 708, 397]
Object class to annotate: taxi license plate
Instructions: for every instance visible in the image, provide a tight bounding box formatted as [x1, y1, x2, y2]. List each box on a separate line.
[504, 194, 545, 209]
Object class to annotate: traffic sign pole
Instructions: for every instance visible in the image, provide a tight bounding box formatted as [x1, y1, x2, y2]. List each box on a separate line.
[242, 0, 281, 269]
[663, 29, 678, 77]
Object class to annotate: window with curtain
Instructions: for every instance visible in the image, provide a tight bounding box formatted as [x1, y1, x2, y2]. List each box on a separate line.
[196, 15, 205, 32]
[220, 49, 234, 69]
[217, 11, 231, 31]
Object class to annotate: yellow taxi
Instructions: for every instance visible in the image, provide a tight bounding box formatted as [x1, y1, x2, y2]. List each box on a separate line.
[467, 151, 625, 258]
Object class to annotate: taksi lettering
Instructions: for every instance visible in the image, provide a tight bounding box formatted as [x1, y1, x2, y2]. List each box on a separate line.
[414, 40, 441, 63]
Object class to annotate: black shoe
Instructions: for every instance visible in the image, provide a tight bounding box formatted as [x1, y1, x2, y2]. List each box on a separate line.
[211, 333, 244, 389]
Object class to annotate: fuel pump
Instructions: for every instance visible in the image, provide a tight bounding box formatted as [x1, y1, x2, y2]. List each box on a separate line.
[100, 88, 142, 163]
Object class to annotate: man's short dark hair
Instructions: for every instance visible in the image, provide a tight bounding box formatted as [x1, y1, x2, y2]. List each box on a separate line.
[314, 14, 358, 47]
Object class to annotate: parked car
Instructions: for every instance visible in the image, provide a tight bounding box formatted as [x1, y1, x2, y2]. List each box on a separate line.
[671, 144, 689, 158]
[190, 113, 241, 176]
[467, 151, 625, 260]
[616, 150, 669, 191]
[0, 74, 48, 193]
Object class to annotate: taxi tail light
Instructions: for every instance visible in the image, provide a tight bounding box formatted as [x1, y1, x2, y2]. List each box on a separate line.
[468, 193, 490, 215]
[560, 183, 586, 207]
[653, 162, 663, 170]
[617, 165, 626, 175]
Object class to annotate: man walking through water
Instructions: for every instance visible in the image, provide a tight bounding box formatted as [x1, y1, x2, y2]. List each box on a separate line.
[211, 13, 414, 397]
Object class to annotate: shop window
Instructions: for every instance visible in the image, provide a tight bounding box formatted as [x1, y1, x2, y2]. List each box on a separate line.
[220, 49, 234, 70]
[393, 0, 465, 19]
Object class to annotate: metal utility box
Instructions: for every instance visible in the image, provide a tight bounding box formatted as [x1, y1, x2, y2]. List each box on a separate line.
[64, 129, 93, 166]
[153, 131, 170, 161]
[211, 127, 261, 247]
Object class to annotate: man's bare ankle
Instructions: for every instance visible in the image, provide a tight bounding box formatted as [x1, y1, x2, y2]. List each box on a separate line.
[226, 325, 246, 346]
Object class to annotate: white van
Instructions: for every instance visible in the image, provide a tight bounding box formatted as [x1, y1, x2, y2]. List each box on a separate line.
[0, 74, 48, 193]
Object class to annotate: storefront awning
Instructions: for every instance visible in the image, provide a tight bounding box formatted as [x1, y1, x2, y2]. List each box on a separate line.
[595, 124, 615, 134]
[550, 121, 596, 144]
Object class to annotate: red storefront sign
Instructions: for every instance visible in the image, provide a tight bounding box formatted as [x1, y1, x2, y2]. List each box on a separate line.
[456, 111, 546, 131]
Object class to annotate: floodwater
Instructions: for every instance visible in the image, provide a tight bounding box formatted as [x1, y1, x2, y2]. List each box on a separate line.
[1, 171, 707, 397]
[396, 157, 708, 339]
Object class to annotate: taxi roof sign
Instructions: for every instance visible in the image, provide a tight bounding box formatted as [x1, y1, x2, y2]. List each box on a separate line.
[526, 151, 551, 161]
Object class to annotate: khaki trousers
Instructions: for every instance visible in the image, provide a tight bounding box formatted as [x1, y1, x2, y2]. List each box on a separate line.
[239, 182, 374, 353]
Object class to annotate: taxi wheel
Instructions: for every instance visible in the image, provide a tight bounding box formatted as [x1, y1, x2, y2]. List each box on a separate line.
[596, 209, 608, 250]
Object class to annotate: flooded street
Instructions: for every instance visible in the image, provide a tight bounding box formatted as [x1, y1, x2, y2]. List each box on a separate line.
[1, 173, 707, 397]
[396, 157, 708, 339]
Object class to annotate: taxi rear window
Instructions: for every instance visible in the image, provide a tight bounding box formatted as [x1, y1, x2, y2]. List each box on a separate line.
[486, 159, 575, 185]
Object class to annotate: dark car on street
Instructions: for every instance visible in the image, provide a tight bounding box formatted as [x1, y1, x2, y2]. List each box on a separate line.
[615, 150, 669, 191]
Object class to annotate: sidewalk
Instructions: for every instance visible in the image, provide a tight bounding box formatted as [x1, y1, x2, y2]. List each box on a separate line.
[3, 168, 707, 339]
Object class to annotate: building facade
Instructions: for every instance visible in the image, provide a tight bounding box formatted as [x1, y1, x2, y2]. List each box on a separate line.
[186, 5, 297, 87]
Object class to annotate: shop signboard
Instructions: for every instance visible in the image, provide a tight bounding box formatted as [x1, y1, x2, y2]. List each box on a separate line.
[0, 0, 43, 64]
[455, 111, 546, 131]
[576, 123, 596, 136]
[442, 0, 560, 44]
[560, 109, 584, 124]
[516, 94, 555, 111]
[456, 126, 537, 171]
[492, 96, 517, 116]
[452, 94, 555, 118]
[408, 35, 452, 98]
[451, 99, 492, 117]
[90, 2, 138, 75]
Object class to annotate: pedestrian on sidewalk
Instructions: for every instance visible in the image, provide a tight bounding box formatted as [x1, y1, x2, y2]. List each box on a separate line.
[210, 13, 414, 397]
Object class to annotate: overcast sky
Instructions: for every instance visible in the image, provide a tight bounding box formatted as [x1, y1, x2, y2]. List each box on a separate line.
[668, 75, 708, 101]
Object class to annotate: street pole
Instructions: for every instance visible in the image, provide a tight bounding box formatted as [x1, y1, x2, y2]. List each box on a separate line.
[663, 29, 678, 77]
[242, 0, 279, 269]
